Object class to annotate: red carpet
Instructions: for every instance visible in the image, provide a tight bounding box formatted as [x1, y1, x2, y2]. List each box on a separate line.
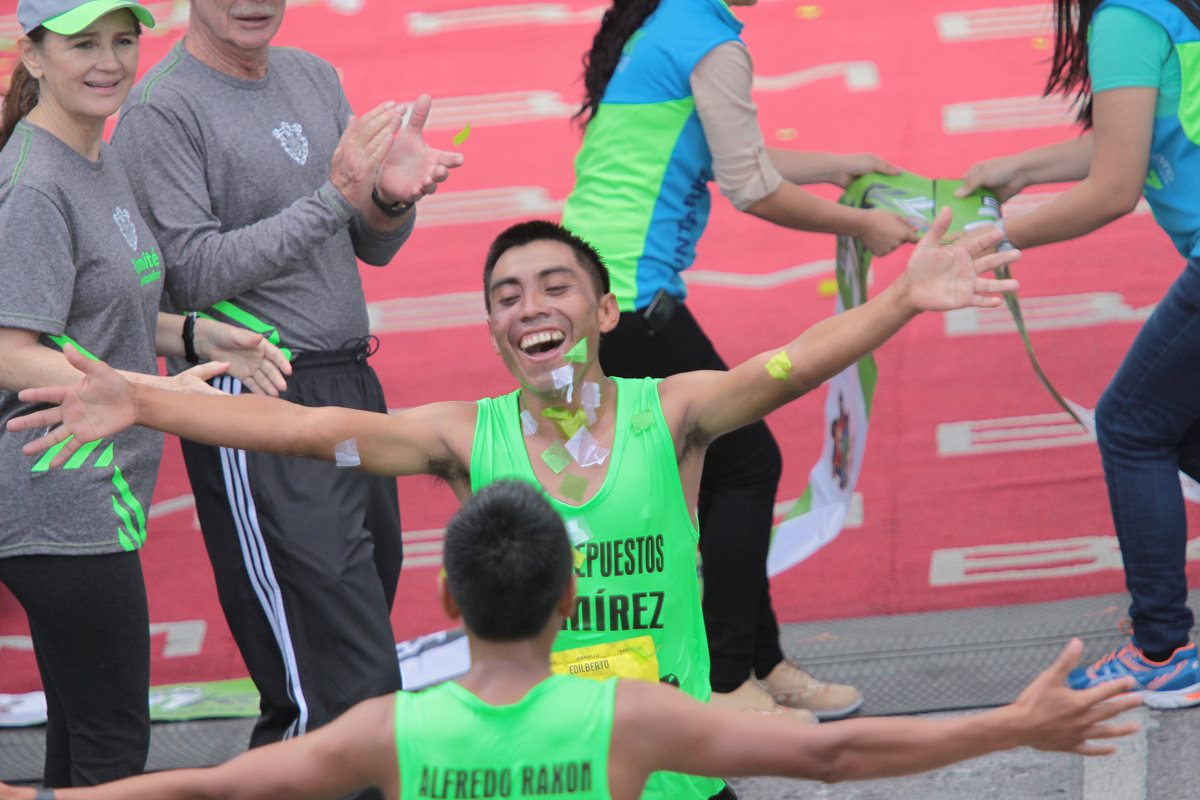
[2, 0, 1197, 692]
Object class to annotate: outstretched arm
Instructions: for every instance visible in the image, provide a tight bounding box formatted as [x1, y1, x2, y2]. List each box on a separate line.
[662, 205, 1020, 443]
[613, 639, 1140, 789]
[6, 345, 472, 478]
[0, 696, 398, 800]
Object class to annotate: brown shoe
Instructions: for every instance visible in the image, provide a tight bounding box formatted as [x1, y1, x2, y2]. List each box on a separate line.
[709, 677, 817, 724]
[760, 661, 863, 721]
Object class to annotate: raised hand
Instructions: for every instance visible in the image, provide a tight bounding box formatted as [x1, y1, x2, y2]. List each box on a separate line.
[196, 319, 291, 397]
[330, 101, 403, 209]
[903, 206, 1020, 311]
[376, 94, 465, 205]
[1011, 639, 1142, 755]
[8, 345, 140, 467]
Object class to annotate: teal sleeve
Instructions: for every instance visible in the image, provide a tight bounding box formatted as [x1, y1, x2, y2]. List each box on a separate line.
[1089, 6, 1171, 91]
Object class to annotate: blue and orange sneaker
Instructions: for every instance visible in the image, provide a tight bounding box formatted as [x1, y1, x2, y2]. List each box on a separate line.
[1067, 641, 1200, 709]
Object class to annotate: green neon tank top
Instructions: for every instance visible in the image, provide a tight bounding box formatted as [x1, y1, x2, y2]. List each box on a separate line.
[394, 676, 614, 798]
[470, 377, 722, 800]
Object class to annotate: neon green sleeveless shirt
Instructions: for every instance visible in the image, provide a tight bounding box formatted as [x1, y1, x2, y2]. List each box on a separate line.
[394, 675, 614, 798]
[471, 377, 722, 800]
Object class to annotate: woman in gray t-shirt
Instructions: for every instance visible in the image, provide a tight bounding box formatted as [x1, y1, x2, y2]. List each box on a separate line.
[0, 0, 291, 787]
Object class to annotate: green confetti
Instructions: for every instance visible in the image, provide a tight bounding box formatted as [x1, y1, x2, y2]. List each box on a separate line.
[560, 473, 588, 502]
[453, 122, 471, 146]
[563, 337, 588, 363]
[542, 406, 588, 439]
[765, 350, 792, 382]
[540, 442, 571, 474]
[631, 410, 653, 433]
[573, 549, 586, 569]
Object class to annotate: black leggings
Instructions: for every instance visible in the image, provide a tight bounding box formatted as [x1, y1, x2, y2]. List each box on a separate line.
[600, 303, 785, 692]
[0, 551, 150, 787]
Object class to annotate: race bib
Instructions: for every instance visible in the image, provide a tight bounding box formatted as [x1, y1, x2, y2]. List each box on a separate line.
[550, 635, 659, 682]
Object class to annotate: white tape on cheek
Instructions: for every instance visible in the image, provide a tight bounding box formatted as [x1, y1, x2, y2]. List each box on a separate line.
[335, 438, 361, 468]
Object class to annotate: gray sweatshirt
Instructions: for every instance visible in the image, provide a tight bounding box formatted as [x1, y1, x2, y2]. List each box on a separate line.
[112, 42, 413, 354]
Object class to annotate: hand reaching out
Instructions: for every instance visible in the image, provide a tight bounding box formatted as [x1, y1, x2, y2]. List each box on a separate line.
[9, 346, 141, 466]
[6, 346, 227, 469]
[902, 206, 1021, 311]
[1009, 639, 1142, 756]
[376, 94, 465, 205]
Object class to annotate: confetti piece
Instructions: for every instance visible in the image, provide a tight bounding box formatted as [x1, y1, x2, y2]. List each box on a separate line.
[1030, 36, 1049, 50]
[453, 122, 471, 146]
[563, 337, 588, 364]
[541, 442, 571, 474]
[775, 128, 798, 141]
[565, 425, 610, 468]
[573, 549, 586, 569]
[520, 408, 538, 436]
[765, 351, 793, 382]
[551, 365, 574, 403]
[796, 4, 822, 19]
[818, 278, 838, 296]
[560, 473, 588, 502]
[334, 438, 361, 468]
[565, 517, 593, 546]
[543, 406, 589, 439]
[581, 382, 601, 425]
[631, 410, 654, 433]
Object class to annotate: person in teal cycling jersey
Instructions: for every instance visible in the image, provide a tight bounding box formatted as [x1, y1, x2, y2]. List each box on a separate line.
[959, 0, 1200, 708]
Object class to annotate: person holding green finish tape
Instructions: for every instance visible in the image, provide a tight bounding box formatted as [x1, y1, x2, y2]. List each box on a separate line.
[12, 210, 1017, 799]
[0, 0, 290, 788]
[957, 0, 1200, 709]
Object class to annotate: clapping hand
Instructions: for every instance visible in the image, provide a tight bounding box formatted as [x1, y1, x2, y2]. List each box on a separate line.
[375, 94, 464, 205]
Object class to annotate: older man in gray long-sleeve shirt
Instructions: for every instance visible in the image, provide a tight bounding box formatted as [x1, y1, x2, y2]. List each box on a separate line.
[111, 1, 461, 778]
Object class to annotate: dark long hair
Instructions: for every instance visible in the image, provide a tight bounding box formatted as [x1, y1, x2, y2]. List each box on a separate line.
[0, 27, 47, 151]
[575, 0, 661, 126]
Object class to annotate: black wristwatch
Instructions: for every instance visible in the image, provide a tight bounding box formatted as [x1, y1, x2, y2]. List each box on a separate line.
[371, 187, 411, 218]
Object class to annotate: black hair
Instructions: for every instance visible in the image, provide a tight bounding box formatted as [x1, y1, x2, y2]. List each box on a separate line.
[0, 27, 46, 151]
[1045, 0, 1102, 129]
[442, 481, 573, 641]
[575, 0, 662, 126]
[482, 220, 611, 311]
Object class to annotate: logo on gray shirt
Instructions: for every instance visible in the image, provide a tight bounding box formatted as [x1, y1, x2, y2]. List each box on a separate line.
[113, 207, 138, 251]
[272, 121, 310, 166]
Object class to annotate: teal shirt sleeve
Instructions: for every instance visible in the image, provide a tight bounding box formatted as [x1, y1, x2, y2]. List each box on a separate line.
[1089, 6, 1171, 92]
